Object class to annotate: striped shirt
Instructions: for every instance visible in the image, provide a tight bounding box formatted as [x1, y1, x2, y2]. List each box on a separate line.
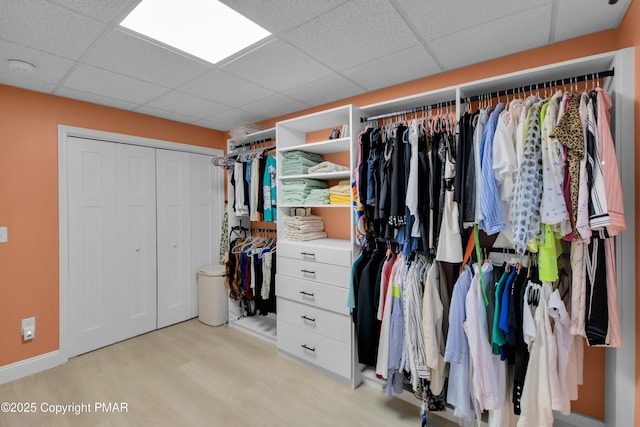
[479, 103, 506, 235]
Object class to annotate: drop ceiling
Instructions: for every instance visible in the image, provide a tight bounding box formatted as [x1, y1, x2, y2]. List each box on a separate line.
[0, 0, 630, 131]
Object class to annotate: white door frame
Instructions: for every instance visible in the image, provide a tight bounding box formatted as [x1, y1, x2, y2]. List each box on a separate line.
[58, 125, 223, 361]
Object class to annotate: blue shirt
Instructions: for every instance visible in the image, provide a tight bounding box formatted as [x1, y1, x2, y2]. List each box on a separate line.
[444, 266, 474, 421]
[479, 103, 506, 235]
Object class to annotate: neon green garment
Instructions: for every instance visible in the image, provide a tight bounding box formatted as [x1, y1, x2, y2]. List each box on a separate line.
[538, 224, 559, 282]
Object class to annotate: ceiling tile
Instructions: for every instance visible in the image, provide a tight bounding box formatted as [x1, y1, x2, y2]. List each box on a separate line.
[281, 0, 421, 71]
[0, 0, 104, 59]
[0, 39, 75, 83]
[341, 45, 441, 91]
[55, 86, 139, 110]
[47, 0, 133, 23]
[195, 109, 269, 132]
[429, 4, 553, 71]
[145, 90, 229, 119]
[394, 0, 549, 42]
[554, 0, 631, 42]
[0, 71, 57, 93]
[135, 105, 199, 124]
[179, 69, 274, 108]
[62, 64, 168, 104]
[221, 38, 333, 92]
[82, 29, 211, 88]
[219, 0, 348, 33]
[240, 94, 310, 118]
[284, 74, 365, 106]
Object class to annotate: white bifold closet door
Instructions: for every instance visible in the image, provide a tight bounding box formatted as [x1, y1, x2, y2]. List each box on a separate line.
[156, 149, 192, 328]
[156, 150, 221, 327]
[67, 137, 157, 357]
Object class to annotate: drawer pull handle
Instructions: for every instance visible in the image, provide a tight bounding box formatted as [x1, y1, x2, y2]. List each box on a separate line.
[299, 291, 315, 297]
[301, 344, 316, 352]
[300, 252, 316, 258]
[300, 269, 316, 275]
[301, 315, 316, 323]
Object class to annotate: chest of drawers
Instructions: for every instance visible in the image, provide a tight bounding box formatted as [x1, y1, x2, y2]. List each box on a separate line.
[276, 239, 354, 383]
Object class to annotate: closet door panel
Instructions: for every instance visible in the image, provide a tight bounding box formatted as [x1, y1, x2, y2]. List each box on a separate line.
[189, 153, 222, 317]
[67, 137, 118, 357]
[157, 149, 192, 328]
[115, 144, 157, 339]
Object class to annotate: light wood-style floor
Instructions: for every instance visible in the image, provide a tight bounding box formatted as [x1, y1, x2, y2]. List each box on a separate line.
[0, 319, 457, 427]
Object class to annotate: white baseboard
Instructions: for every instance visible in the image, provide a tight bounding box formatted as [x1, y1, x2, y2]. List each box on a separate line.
[0, 351, 67, 385]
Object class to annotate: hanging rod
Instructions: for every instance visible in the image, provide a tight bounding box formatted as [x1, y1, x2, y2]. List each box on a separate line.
[249, 227, 277, 234]
[360, 99, 456, 123]
[461, 68, 614, 103]
[230, 137, 275, 150]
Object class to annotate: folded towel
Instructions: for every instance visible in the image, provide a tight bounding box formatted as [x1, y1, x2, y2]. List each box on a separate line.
[308, 188, 330, 196]
[307, 161, 349, 174]
[283, 157, 320, 168]
[290, 231, 328, 242]
[304, 199, 330, 205]
[283, 179, 328, 189]
[281, 165, 311, 176]
[330, 194, 351, 204]
[282, 150, 324, 163]
[284, 214, 323, 221]
[281, 195, 306, 204]
[328, 180, 351, 195]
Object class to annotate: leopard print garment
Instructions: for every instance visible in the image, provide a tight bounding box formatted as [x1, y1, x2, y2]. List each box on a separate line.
[550, 95, 584, 238]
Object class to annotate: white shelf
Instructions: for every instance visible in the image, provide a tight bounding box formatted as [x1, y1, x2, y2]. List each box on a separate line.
[279, 171, 350, 181]
[278, 137, 350, 155]
[228, 314, 277, 343]
[277, 105, 353, 132]
[229, 127, 276, 148]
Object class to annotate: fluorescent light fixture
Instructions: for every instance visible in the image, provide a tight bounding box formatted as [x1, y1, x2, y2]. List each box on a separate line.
[120, 0, 270, 64]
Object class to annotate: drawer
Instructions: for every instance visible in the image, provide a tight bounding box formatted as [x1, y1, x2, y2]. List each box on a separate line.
[278, 258, 350, 288]
[279, 240, 352, 267]
[276, 274, 349, 315]
[277, 297, 350, 344]
[277, 320, 351, 379]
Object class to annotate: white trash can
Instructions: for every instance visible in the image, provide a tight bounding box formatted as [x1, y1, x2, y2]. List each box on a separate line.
[197, 264, 228, 326]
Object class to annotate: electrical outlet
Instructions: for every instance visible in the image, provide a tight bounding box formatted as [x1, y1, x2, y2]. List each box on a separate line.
[22, 317, 35, 341]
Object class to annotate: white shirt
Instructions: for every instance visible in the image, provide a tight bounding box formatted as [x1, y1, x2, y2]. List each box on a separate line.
[547, 288, 572, 415]
[492, 103, 519, 242]
[464, 262, 503, 412]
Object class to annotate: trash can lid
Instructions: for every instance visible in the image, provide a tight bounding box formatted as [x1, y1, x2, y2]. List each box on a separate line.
[198, 264, 226, 277]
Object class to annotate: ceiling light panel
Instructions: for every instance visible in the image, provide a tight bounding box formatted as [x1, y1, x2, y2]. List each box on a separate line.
[120, 0, 271, 64]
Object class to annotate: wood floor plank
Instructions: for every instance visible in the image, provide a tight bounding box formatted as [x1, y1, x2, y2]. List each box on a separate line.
[0, 319, 455, 427]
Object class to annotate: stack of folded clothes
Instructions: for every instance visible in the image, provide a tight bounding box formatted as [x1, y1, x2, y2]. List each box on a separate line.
[329, 180, 351, 205]
[307, 161, 349, 174]
[281, 178, 328, 204]
[304, 188, 330, 205]
[284, 215, 327, 241]
[281, 150, 324, 176]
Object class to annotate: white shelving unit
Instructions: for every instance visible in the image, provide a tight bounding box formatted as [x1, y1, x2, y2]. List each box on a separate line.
[226, 127, 277, 343]
[274, 104, 364, 387]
